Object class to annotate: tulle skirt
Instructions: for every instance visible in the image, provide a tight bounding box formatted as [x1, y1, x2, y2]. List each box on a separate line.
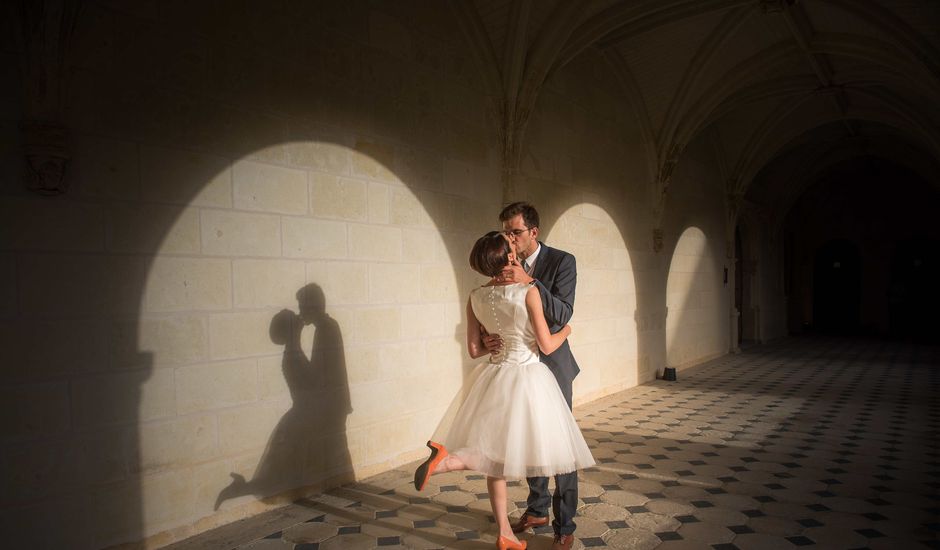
[432, 360, 595, 480]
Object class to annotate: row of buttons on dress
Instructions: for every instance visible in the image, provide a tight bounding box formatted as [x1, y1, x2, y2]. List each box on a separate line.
[488, 286, 503, 359]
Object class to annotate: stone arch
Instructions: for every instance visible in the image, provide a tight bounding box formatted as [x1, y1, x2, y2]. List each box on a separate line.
[664, 226, 727, 370]
[765, 132, 940, 237]
[738, 115, 940, 214]
[557, 0, 755, 69]
[449, 0, 591, 196]
[674, 34, 940, 170]
[541, 202, 641, 401]
[821, 0, 940, 78]
[601, 48, 659, 181]
[734, 106, 940, 199]
[671, 42, 805, 152]
[657, 5, 755, 162]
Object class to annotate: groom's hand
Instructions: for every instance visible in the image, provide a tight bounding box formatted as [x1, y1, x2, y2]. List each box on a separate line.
[480, 325, 503, 354]
[499, 261, 533, 285]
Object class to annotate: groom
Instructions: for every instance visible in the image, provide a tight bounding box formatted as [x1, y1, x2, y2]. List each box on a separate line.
[484, 202, 580, 550]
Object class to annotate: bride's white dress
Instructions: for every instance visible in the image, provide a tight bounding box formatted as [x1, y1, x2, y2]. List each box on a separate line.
[431, 283, 595, 479]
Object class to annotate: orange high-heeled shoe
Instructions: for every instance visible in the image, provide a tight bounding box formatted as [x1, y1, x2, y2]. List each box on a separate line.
[496, 535, 527, 549]
[413, 441, 448, 491]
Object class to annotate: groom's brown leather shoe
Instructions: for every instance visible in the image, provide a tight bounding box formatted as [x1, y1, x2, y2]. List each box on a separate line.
[511, 512, 549, 533]
[551, 534, 574, 550]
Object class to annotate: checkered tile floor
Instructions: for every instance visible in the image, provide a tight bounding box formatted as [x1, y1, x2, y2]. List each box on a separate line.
[169, 337, 940, 550]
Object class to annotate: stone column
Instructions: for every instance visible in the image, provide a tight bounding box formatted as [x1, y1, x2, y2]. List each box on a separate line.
[730, 307, 741, 353]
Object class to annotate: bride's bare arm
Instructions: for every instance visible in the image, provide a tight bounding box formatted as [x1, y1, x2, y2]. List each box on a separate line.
[526, 286, 571, 355]
[466, 298, 489, 358]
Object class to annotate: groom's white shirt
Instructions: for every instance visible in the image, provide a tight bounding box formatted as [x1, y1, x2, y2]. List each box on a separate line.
[523, 242, 542, 273]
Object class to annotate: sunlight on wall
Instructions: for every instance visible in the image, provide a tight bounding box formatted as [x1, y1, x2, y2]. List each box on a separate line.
[665, 227, 725, 368]
[135, 142, 468, 529]
[544, 203, 638, 401]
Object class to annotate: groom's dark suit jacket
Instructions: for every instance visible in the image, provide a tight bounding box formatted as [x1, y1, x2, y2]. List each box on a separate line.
[530, 242, 578, 405]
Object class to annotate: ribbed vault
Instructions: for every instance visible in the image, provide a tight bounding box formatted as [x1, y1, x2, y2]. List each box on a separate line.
[452, 0, 939, 236]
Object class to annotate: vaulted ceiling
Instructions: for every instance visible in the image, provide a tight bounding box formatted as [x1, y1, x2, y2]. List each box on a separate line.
[452, 0, 940, 223]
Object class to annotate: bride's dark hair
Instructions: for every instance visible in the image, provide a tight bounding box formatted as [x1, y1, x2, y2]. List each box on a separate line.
[470, 231, 512, 277]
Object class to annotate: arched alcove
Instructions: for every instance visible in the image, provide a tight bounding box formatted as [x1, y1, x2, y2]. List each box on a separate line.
[542, 203, 639, 401]
[665, 226, 726, 370]
[133, 138, 482, 507]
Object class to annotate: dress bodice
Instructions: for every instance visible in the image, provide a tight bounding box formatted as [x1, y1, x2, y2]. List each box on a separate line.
[470, 283, 539, 365]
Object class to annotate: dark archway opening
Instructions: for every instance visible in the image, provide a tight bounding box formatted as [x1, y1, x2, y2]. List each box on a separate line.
[813, 239, 861, 334]
[783, 155, 940, 337]
[889, 237, 940, 342]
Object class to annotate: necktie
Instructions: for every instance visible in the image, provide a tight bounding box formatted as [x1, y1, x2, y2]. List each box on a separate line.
[522, 259, 530, 273]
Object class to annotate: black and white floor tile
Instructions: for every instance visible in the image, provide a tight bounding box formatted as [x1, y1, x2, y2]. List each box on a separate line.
[168, 337, 939, 550]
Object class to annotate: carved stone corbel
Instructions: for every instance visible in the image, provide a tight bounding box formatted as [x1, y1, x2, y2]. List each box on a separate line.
[652, 227, 664, 253]
[759, 0, 796, 14]
[650, 181, 667, 253]
[497, 99, 531, 203]
[15, 0, 83, 195]
[22, 120, 70, 195]
[650, 144, 682, 253]
[657, 143, 682, 185]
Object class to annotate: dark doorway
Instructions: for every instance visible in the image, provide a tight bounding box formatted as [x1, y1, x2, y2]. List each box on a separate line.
[890, 237, 940, 341]
[813, 239, 861, 333]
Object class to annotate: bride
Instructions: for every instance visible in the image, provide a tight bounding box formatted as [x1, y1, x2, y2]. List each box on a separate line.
[413, 231, 594, 550]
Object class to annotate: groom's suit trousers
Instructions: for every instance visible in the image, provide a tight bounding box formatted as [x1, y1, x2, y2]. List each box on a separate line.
[525, 243, 580, 535]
